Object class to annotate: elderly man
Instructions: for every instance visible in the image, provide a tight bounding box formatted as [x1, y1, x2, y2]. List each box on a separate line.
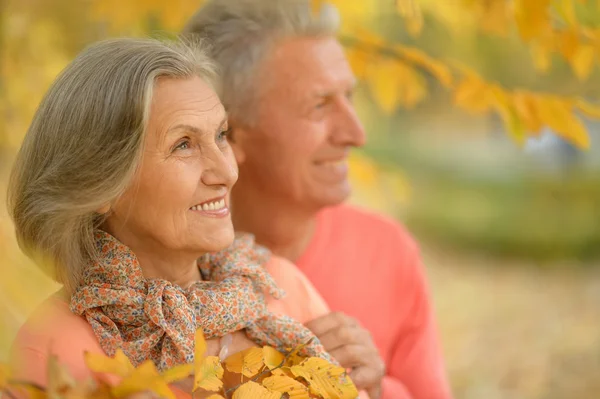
[183, 1, 452, 398]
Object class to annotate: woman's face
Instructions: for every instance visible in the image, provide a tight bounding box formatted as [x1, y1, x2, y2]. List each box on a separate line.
[104, 76, 238, 256]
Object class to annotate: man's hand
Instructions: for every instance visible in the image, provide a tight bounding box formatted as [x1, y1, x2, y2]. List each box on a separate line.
[305, 312, 385, 399]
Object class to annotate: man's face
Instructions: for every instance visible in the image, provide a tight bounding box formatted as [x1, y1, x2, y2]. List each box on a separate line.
[232, 36, 366, 212]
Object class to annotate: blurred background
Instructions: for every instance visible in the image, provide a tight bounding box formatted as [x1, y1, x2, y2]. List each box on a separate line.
[1, 1, 599, 398]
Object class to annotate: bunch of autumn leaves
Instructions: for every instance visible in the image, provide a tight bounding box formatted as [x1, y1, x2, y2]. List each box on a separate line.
[0, 330, 359, 399]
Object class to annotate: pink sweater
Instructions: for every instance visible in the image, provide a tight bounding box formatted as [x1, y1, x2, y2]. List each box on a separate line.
[296, 204, 452, 399]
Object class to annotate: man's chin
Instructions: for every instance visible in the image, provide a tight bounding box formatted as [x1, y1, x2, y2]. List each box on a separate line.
[311, 184, 351, 210]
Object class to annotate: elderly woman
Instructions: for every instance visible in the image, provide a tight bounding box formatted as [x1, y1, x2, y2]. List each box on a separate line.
[6, 37, 335, 391]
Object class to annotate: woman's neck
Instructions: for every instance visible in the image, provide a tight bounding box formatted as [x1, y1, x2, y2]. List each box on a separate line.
[100, 225, 202, 289]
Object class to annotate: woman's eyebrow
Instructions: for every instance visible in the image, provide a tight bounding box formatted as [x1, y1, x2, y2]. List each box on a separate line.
[167, 115, 228, 137]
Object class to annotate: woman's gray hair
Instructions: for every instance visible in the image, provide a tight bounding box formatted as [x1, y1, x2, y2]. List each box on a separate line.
[7, 37, 217, 293]
[181, 0, 340, 127]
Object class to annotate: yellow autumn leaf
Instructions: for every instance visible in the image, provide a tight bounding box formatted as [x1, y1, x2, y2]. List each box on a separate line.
[161, 363, 194, 384]
[477, 0, 510, 36]
[232, 381, 281, 399]
[47, 354, 77, 396]
[366, 57, 427, 112]
[282, 338, 315, 367]
[85, 349, 135, 377]
[291, 357, 358, 399]
[575, 99, 600, 118]
[206, 395, 226, 399]
[0, 363, 10, 390]
[453, 76, 494, 114]
[536, 96, 590, 148]
[196, 328, 208, 360]
[396, 0, 423, 37]
[224, 347, 264, 378]
[491, 88, 527, 145]
[514, 0, 552, 41]
[345, 46, 370, 80]
[558, 29, 580, 60]
[263, 346, 285, 370]
[513, 91, 544, 134]
[311, 0, 323, 15]
[112, 360, 175, 399]
[570, 44, 595, 80]
[530, 41, 553, 73]
[395, 44, 453, 88]
[194, 356, 224, 392]
[262, 375, 310, 399]
[555, 0, 579, 26]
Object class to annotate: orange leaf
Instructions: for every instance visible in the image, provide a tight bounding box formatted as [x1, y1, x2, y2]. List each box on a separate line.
[224, 347, 264, 378]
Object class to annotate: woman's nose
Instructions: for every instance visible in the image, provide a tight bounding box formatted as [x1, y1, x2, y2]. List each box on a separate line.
[200, 147, 239, 188]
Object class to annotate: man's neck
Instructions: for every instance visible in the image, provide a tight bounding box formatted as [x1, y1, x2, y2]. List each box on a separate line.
[231, 185, 317, 263]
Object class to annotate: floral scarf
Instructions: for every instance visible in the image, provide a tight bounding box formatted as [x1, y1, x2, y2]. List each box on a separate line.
[70, 230, 331, 371]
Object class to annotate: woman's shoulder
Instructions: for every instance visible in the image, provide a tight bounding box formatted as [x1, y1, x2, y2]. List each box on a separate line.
[264, 255, 330, 323]
[11, 291, 104, 385]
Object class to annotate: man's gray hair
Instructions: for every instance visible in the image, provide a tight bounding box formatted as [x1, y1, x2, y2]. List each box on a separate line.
[7, 37, 217, 293]
[182, 0, 340, 127]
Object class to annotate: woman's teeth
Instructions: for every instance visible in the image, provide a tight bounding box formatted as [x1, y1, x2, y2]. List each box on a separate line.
[191, 199, 226, 211]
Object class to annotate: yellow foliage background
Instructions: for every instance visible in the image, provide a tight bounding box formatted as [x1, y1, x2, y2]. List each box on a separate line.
[1, 1, 600, 398]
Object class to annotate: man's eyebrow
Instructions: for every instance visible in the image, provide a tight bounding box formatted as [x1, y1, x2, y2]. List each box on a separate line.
[313, 81, 358, 98]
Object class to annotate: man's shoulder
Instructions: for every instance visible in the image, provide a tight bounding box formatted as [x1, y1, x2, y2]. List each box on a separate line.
[323, 204, 418, 249]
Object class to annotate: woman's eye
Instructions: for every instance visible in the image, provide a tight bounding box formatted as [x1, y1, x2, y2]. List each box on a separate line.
[217, 128, 231, 142]
[174, 140, 190, 151]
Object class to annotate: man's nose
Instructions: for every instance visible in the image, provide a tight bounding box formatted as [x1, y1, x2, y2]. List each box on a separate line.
[329, 97, 367, 148]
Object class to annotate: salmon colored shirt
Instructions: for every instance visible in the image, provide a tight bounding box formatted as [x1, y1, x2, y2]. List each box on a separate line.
[296, 204, 452, 399]
[11, 256, 370, 397]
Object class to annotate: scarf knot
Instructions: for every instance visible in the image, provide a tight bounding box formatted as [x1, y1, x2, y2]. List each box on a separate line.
[70, 231, 332, 371]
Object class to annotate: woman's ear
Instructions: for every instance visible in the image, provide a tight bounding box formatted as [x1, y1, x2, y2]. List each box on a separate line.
[96, 203, 111, 215]
[228, 126, 247, 164]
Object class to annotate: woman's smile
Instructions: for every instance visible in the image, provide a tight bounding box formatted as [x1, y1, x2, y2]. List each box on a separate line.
[190, 195, 229, 218]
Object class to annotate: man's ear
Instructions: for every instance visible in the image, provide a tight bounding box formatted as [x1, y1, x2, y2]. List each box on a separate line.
[228, 126, 247, 164]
